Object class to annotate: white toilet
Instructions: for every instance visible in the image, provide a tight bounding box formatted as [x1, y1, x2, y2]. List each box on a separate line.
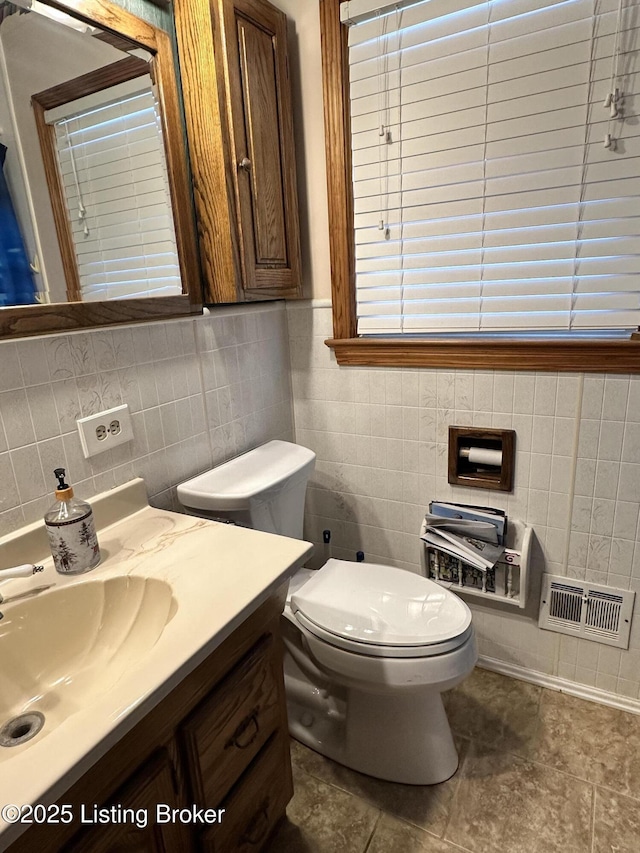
[177, 440, 477, 785]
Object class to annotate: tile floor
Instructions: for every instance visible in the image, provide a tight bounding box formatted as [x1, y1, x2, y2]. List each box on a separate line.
[266, 667, 640, 853]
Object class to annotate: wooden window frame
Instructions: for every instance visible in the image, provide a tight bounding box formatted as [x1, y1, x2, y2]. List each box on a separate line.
[318, 0, 640, 373]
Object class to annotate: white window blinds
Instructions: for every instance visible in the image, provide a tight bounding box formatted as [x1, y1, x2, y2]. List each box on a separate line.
[46, 81, 182, 301]
[345, 0, 640, 335]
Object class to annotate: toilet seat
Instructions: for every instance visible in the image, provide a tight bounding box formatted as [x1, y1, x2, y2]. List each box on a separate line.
[290, 559, 472, 659]
[293, 611, 473, 658]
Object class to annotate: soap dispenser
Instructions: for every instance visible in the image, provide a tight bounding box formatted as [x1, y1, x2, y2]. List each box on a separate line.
[44, 468, 101, 575]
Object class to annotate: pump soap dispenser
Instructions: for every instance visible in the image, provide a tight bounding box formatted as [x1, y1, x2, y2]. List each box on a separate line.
[45, 468, 101, 575]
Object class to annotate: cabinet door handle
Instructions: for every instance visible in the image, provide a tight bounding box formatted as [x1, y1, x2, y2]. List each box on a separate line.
[240, 801, 270, 845]
[238, 157, 252, 171]
[226, 711, 259, 749]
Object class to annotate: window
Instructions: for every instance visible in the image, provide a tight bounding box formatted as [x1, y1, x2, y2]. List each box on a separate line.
[319, 0, 640, 370]
[47, 83, 181, 302]
[32, 56, 184, 305]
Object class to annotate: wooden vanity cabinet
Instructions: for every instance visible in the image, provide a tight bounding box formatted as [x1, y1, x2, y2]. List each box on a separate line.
[65, 751, 190, 853]
[7, 592, 292, 853]
[181, 633, 282, 808]
[174, 0, 302, 304]
[200, 732, 291, 853]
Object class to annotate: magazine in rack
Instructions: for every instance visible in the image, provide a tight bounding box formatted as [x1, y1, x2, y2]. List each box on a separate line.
[423, 502, 511, 597]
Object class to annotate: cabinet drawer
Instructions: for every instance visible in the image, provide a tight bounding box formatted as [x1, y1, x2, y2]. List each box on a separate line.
[200, 731, 291, 852]
[180, 633, 282, 809]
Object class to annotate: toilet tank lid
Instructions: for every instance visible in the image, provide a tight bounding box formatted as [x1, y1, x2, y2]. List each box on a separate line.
[177, 441, 316, 511]
[291, 559, 472, 647]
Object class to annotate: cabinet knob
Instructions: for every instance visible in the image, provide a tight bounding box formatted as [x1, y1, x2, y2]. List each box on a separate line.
[238, 157, 252, 171]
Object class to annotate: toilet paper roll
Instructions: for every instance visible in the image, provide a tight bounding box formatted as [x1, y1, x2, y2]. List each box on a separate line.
[460, 446, 502, 467]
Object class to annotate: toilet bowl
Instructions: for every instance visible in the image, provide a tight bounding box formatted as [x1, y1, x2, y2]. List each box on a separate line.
[178, 440, 477, 785]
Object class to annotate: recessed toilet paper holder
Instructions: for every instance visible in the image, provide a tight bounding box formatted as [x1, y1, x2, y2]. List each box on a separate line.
[448, 426, 515, 492]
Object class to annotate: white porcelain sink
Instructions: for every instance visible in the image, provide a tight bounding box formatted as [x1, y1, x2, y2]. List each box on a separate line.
[0, 575, 176, 754]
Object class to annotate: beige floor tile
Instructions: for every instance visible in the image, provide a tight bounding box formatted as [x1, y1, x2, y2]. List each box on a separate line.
[520, 689, 640, 798]
[593, 787, 640, 853]
[517, 689, 612, 777]
[290, 737, 468, 837]
[445, 741, 593, 853]
[443, 667, 542, 755]
[586, 711, 640, 800]
[367, 814, 469, 853]
[265, 766, 379, 853]
[277, 670, 640, 852]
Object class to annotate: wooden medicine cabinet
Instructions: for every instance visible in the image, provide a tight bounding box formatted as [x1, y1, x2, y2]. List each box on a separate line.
[175, 0, 303, 304]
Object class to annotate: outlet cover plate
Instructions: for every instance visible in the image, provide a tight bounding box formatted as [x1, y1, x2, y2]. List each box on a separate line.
[77, 404, 133, 458]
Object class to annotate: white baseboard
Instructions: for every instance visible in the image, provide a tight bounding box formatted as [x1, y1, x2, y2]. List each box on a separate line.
[478, 655, 640, 716]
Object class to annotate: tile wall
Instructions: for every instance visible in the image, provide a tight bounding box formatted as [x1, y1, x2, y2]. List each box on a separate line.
[0, 302, 293, 534]
[4, 296, 638, 704]
[287, 302, 640, 702]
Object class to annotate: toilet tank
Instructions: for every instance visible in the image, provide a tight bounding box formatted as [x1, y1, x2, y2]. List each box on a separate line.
[177, 440, 316, 539]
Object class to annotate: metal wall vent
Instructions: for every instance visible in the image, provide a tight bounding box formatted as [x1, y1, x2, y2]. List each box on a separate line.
[539, 575, 635, 649]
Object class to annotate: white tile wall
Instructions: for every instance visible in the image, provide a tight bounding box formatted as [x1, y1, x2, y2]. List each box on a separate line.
[0, 302, 293, 531]
[5, 296, 638, 702]
[286, 302, 640, 701]
[196, 305, 294, 468]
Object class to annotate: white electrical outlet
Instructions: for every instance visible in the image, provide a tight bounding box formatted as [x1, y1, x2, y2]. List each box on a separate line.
[77, 404, 133, 459]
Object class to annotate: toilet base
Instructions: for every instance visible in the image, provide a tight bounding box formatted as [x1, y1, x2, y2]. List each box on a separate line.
[284, 653, 460, 785]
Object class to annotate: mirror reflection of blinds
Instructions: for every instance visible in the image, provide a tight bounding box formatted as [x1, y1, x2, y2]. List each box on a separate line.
[50, 90, 181, 301]
[346, 0, 640, 334]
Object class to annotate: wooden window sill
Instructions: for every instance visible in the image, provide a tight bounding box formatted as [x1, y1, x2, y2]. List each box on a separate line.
[325, 337, 640, 372]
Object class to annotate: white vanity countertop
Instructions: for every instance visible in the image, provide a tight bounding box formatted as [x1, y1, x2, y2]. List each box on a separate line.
[0, 478, 313, 850]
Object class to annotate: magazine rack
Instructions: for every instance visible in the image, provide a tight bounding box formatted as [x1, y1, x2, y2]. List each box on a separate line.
[419, 516, 533, 609]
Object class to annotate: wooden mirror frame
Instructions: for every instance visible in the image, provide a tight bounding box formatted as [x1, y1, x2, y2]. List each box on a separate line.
[0, 0, 202, 339]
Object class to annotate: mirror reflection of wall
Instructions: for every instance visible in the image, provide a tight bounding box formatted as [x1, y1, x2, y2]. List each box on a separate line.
[0, 0, 181, 307]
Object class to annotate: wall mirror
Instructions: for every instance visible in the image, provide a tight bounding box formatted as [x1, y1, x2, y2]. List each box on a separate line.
[0, 0, 201, 338]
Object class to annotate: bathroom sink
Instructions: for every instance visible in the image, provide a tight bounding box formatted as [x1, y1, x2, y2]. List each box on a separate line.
[0, 576, 176, 752]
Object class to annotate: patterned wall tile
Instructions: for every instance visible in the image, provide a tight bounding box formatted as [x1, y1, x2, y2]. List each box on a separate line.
[0, 303, 292, 532]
